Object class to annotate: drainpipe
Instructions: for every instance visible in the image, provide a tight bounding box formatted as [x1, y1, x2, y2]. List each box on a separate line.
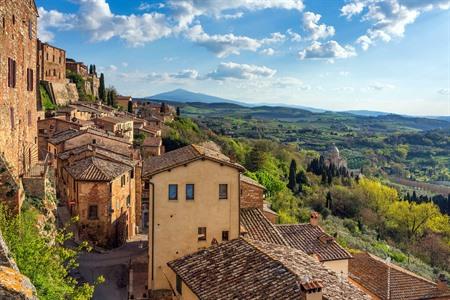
[149, 180, 155, 290]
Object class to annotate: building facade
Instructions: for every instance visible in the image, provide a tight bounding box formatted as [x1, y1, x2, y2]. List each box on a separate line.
[37, 40, 66, 83]
[0, 0, 39, 179]
[142, 145, 244, 292]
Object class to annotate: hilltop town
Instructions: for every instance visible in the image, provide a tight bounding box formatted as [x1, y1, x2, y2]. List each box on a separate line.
[1, 1, 449, 300]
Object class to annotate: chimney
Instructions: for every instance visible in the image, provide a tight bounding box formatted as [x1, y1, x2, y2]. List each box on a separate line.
[310, 211, 319, 226]
[300, 276, 323, 300]
[437, 274, 448, 292]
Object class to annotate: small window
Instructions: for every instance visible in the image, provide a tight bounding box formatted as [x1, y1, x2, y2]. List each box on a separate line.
[219, 184, 228, 199]
[176, 275, 182, 295]
[8, 58, 16, 88]
[168, 184, 178, 200]
[12, 15, 15, 25]
[126, 195, 131, 207]
[26, 68, 33, 91]
[222, 231, 229, 241]
[144, 181, 149, 189]
[88, 205, 98, 220]
[198, 227, 206, 241]
[130, 169, 134, 179]
[92, 139, 96, 144]
[186, 184, 194, 200]
[9, 107, 14, 130]
[28, 19, 32, 39]
[121, 175, 125, 187]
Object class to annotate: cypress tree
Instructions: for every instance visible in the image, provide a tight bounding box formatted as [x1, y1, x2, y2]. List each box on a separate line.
[288, 159, 297, 191]
[99, 73, 106, 102]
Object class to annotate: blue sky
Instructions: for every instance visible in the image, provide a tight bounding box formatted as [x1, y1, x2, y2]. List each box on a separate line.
[36, 0, 450, 115]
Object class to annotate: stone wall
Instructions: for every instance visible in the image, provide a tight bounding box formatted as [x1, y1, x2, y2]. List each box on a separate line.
[0, 0, 39, 178]
[51, 82, 79, 106]
[0, 230, 37, 300]
[240, 180, 264, 210]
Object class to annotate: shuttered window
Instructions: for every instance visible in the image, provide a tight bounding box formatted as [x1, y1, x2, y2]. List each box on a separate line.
[27, 68, 33, 91]
[8, 58, 16, 88]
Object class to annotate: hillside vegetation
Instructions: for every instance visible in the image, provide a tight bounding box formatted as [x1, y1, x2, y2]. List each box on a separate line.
[163, 116, 450, 279]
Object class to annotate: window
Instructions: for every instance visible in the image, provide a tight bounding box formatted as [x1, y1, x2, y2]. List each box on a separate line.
[28, 19, 32, 39]
[121, 175, 125, 187]
[176, 275, 182, 295]
[144, 181, 149, 189]
[222, 231, 229, 242]
[8, 58, 16, 88]
[126, 195, 131, 207]
[9, 107, 14, 130]
[130, 169, 134, 179]
[2, 17, 5, 29]
[12, 15, 15, 25]
[26, 68, 33, 91]
[168, 184, 178, 200]
[27, 111, 31, 126]
[198, 227, 206, 241]
[92, 139, 96, 144]
[53, 55, 55, 62]
[186, 184, 194, 200]
[88, 205, 98, 220]
[219, 184, 228, 199]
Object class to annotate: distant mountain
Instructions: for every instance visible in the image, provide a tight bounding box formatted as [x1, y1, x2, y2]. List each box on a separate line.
[343, 110, 391, 117]
[147, 89, 248, 106]
[146, 89, 326, 113]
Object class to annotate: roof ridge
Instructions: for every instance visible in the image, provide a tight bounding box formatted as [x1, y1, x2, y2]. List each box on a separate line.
[254, 208, 289, 246]
[365, 252, 440, 286]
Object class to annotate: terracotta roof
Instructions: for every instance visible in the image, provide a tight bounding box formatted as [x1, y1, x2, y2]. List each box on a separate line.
[349, 252, 450, 300]
[65, 156, 132, 181]
[58, 144, 137, 167]
[142, 137, 162, 147]
[95, 116, 131, 124]
[240, 174, 266, 189]
[240, 208, 287, 245]
[263, 202, 278, 216]
[275, 224, 352, 262]
[143, 144, 244, 176]
[168, 238, 369, 300]
[48, 128, 131, 145]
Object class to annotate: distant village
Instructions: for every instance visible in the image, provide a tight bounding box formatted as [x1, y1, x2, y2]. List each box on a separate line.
[0, 1, 449, 300]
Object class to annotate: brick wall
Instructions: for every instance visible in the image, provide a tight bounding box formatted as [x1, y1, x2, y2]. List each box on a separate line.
[240, 180, 264, 210]
[37, 41, 66, 84]
[0, 0, 39, 178]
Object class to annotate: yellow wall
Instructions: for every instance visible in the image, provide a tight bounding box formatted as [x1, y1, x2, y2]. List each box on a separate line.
[147, 159, 241, 291]
[323, 259, 349, 278]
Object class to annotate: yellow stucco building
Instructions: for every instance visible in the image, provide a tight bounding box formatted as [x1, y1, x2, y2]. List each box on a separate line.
[142, 144, 244, 293]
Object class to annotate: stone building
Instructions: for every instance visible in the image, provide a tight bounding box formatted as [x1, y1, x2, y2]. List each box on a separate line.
[116, 95, 132, 110]
[141, 137, 163, 159]
[0, 0, 39, 179]
[142, 144, 244, 293]
[326, 143, 347, 169]
[66, 58, 88, 78]
[62, 155, 136, 247]
[240, 174, 278, 223]
[37, 40, 66, 83]
[94, 115, 134, 143]
[167, 238, 369, 300]
[37, 118, 82, 160]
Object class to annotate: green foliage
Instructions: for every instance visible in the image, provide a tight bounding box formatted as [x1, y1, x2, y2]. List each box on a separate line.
[99, 73, 106, 102]
[106, 86, 118, 107]
[0, 205, 103, 299]
[163, 117, 208, 151]
[133, 132, 147, 146]
[40, 84, 56, 111]
[67, 70, 87, 101]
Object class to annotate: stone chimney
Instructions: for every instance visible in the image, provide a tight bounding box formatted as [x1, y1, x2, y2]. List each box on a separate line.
[310, 211, 319, 226]
[437, 274, 448, 292]
[300, 276, 323, 300]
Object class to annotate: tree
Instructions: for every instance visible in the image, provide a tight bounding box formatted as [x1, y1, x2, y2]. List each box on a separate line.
[176, 107, 181, 116]
[127, 100, 133, 113]
[106, 86, 117, 107]
[326, 191, 332, 209]
[287, 159, 297, 192]
[89, 64, 93, 75]
[98, 73, 106, 102]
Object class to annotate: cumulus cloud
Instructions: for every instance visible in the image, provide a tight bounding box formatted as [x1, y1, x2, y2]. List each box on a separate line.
[302, 12, 335, 40]
[298, 41, 356, 60]
[437, 88, 450, 95]
[286, 28, 302, 42]
[368, 82, 396, 91]
[37, 7, 76, 42]
[172, 69, 199, 79]
[341, 0, 450, 50]
[38, 0, 172, 46]
[260, 48, 275, 56]
[206, 62, 276, 80]
[261, 32, 286, 44]
[168, 0, 304, 28]
[138, 2, 165, 11]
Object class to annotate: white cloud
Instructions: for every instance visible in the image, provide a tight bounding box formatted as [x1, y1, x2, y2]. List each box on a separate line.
[286, 28, 302, 42]
[340, 2, 365, 20]
[108, 65, 118, 72]
[38, 0, 172, 46]
[168, 0, 304, 28]
[186, 25, 286, 57]
[138, 2, 165, 11]
[262, 32, 286, 44]
[437, 88, 450, 95]
[342, 0, 450, 50]
[37, 7, 76, 42]
[173, 69, 199, 79]
[299, 41, 356, 60]
[302, 12, 335, 40]
[206, 62, 276, 80]
[368, 82, 396, 91]
[215, 12, 244, 20]
[261, 48, 275, 56]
